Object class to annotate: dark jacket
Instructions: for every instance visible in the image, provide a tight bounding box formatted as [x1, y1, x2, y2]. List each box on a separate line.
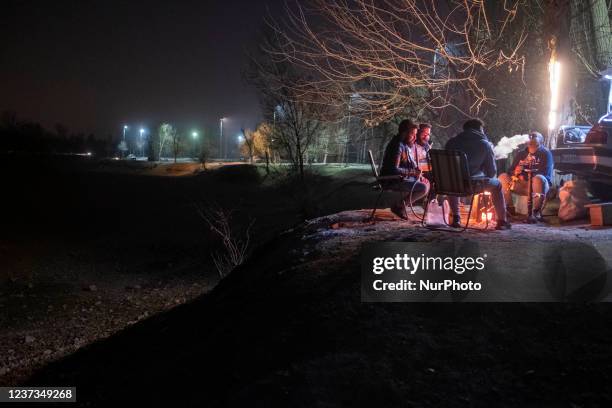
[509, 146, 554, 184]
[380, 135, 417, 177]
[445, 129, 497, 178]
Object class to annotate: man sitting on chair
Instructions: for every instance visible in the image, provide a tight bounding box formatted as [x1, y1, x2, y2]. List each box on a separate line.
[499, 131, 553, 222]
[415, 123, 432, 171]
[380, 120, 430, 219]
[445, 119, 511, 230]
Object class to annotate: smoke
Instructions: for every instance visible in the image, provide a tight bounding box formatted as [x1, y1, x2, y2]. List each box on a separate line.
[493, 134, 529, 159]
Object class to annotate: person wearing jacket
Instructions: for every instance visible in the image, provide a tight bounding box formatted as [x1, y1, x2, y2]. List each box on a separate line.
[445, 119, 511, 230]
[415, 123, 432, 170]
[499, 131, 553, 222]
[380, 120, 430, 219]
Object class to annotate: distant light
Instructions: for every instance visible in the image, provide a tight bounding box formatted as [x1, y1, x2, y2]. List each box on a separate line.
[605, 75, 612, 80]
[86, 152, 92, 156]
[192, 131, 198, 139]
[139, 128, 145, 133]
[237, 135, 244, 142]
[123, 125, 128, 130]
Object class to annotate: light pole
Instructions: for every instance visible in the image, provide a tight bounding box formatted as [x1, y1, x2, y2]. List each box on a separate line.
[192, 131, 198, 159]
[219, 117, 225, 159]
[139, 128, 145, 158]
[122, 125, 128, 158]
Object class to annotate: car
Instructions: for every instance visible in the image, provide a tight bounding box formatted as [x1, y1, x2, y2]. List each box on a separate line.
[552, 113, 612, 199]
[555, 125, 592, 147]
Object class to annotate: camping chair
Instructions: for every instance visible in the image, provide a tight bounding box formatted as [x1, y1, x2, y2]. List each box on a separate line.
[422, 149, 490, 231]
[368, 150, 405, 221]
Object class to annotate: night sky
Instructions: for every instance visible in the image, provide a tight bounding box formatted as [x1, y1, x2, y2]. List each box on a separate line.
[1, 0, 282, 140]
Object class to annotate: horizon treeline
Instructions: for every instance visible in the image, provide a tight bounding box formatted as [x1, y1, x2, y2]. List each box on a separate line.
[0, 111, 115, 156]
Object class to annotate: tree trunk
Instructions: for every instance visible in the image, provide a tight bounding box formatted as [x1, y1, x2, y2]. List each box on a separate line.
[588, 0, 612, 70]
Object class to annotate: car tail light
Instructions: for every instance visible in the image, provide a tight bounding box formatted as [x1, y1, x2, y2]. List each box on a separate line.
[585, 125, 608, 144]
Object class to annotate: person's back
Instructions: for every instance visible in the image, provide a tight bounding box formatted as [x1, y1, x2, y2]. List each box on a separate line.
[444, 119, 510, 230]
[445, 121, 496, 178]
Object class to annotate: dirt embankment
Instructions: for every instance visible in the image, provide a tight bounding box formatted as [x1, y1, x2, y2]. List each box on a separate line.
[26, 209, 612, 407]
[0, 158, 378, 387]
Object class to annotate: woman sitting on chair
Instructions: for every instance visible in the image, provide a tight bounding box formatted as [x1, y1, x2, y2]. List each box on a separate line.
[380, 120, 430, 220]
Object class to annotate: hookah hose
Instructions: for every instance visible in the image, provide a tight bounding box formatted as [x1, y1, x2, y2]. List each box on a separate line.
[408, 176, 425, 220]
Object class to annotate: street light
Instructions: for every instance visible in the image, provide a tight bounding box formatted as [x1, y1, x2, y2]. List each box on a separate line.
[121, 125, 129, 158]
[192, 131, 199, 159]
[219, 117, 226, 159]
[139, 128, 145, 158]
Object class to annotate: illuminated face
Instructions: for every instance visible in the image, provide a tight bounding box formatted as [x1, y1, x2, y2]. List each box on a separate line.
[527, 139, 540, 154]
[419, 127, 431, 143]
[407, 128, 418, 145]
[400, 128, 416, 144]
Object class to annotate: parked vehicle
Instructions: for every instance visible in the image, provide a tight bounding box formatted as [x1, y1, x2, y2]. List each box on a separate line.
[555, 125, 592, 148]
[552, 113, 612, 199]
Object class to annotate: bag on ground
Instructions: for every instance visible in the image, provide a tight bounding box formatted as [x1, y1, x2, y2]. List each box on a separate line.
[558, 180, 589, 221]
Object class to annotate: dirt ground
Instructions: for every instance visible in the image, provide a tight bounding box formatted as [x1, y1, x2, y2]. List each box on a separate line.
[23, 206, 612, 407]
[0, 156, 377, 386]
[4, 155, 612, 407]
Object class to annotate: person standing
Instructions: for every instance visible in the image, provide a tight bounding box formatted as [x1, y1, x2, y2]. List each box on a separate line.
[499, 131, 553, 222]
[445, 119, 511, 230]
[380, 120, 430, 219]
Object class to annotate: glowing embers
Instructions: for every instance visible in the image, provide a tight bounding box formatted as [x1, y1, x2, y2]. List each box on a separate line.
[471, 191, 495, 225]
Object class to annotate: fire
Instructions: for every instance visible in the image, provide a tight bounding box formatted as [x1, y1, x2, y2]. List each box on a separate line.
[475, 191, 494, 224]
[481, 211, 494, 222]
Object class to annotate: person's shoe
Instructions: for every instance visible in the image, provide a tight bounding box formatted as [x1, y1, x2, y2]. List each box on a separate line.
[533, 210, 545, 222]
[525, 214, 538, 224]
[450, 217, 461, 228]
[495, 220, 512, 230]
[391, 205, 408, 220]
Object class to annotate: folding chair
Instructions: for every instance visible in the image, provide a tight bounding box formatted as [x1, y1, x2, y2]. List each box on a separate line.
[368, 150, 405, 221]
[422, 149, 489, 231]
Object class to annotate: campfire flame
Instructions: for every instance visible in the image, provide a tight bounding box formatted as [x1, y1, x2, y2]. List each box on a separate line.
[477, 191, 494, 223]
[481, 211, 494, 222]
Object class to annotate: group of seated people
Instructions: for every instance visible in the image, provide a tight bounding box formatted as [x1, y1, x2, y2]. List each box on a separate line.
[380, 118, 554, 230]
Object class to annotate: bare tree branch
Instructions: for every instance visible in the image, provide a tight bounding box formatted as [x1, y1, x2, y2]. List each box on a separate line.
[265, 0, 527, 122]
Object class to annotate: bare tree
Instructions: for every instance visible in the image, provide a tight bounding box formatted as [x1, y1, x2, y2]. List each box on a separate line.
[240, 124, 271, 164]
[266, 0, 527, 124]
[246, 32, 329, 180]
[568, 0, 612, 75]
[542, 0, 612, 147]
[240, 128, 256, 163]
[171, 128, 182, 163]
[157, 123, 175, 161]
[197, 205, 254, 278]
